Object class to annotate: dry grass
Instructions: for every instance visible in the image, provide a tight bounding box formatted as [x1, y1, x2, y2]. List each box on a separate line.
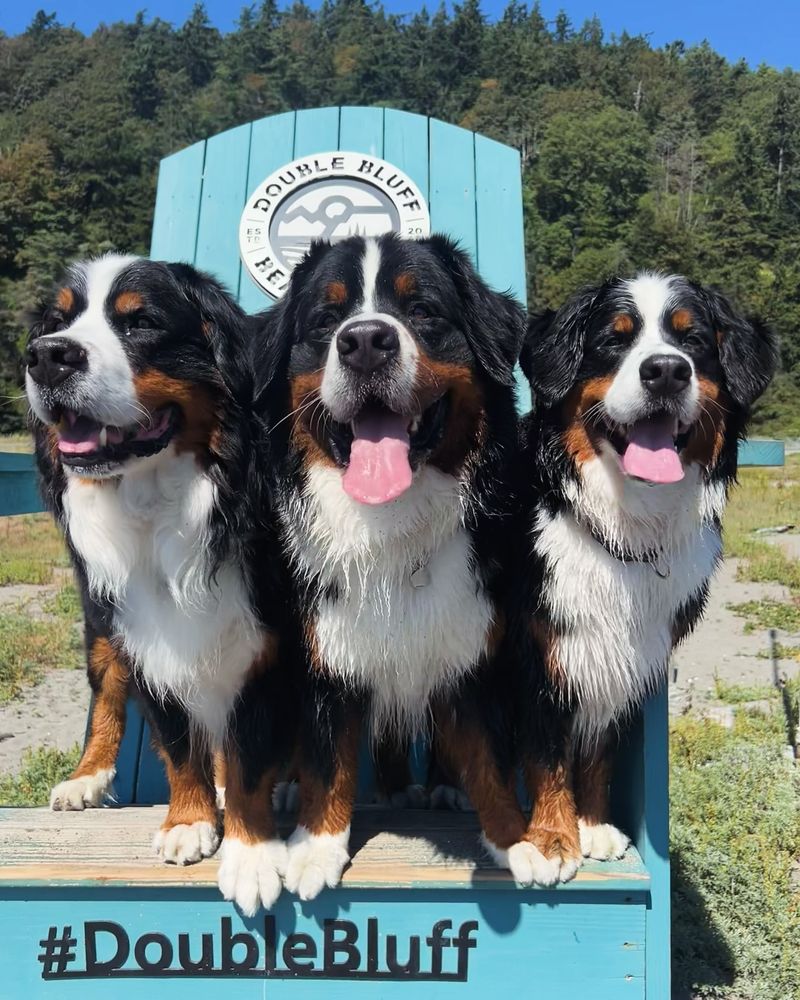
[0, 513, 69, 585]
[724, 454, 800, 594]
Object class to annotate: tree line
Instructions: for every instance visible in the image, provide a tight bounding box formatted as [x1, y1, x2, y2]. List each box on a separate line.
[1, 2, 799, 433]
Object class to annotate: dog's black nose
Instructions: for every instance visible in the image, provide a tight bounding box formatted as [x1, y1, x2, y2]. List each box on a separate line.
[639, 353, 692, 396]
[336, 320, 399, 374]
[25, 338, 88, 387]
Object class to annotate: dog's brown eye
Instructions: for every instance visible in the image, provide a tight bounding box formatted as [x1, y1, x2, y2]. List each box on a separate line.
[409, 303, 431, 320]
[128, 314, 154, 331]
[316, 311, 339, 330]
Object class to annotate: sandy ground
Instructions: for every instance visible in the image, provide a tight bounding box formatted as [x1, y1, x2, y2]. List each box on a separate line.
[0, 582, 90, 776]
[1, 542, 799, 778]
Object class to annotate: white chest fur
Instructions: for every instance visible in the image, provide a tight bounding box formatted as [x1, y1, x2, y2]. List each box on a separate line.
[63, 450, 262, 743]
[282, 464, 494, 735]
[538, 459, 724, 742]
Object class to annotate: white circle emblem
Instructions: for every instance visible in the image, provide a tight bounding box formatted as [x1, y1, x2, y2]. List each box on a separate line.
[239, 151, 431, 300]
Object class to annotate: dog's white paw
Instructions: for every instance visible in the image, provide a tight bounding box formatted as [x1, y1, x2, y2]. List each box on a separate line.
[50, 769, 115, 811]
[153, 821, 219, 865]
[284, 826, 350, 901]
[429, 783, 471, 811]
[217, 837, 287, 916]
[579, 820, 630, 861]
[482, 836, 562, 886]
[389, 783, 429, 809]
[272, 780, 300, 813]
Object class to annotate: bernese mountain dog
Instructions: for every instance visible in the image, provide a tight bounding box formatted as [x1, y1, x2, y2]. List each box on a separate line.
[255, 232, 534, 899]
[25, 255, 296, 915]
[512, 273, 778, 869]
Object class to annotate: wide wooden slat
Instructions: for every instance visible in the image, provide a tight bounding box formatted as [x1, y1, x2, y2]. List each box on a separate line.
[383, 108, 430, 205]
[149, 140, 206, 262]
[338, 105, 384, 158]
[428, 119, 477, 260]
[194, 123, 252, 293]
[238, 111, 297, 313]
[293, 106, 340, 157]
[0, 807, 650, 892]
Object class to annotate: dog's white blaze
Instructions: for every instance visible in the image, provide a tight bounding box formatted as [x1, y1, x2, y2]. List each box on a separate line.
[320, 311, 418, 422]
[26, 255, 143, 430]
[281, 463, 493, 735]
[603, 273, 699, 427]
[64, 447, 262, 744]
[539, 460, 723, 742]
[359, 237, 382, 312]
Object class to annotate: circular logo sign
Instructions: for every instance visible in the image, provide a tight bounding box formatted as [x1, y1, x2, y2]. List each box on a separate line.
[239, 151, 431, 299]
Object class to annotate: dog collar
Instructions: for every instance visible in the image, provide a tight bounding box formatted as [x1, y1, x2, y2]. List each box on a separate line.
[581, 521, 671, 579]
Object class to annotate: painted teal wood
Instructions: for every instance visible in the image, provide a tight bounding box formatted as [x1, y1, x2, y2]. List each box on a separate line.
[339, 105, 385, 158]
[293, 106, 341, 157]
[111, 700, 146, 805]
[383, 108, 430, 207]
[238, 111, 297, 313]
[738, 438, 785, 466]
[149, 140, 205, 263]
[194, 123, 253, 293]
[0, 452, 41, 517]
[133, 720, 168, 804]
[428, 118, 477, 261]
[0, 886, 647, 997]
[474, 132, 530, 408]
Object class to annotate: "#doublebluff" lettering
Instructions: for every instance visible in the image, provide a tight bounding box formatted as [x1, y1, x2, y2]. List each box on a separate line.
[42, 916, 479, 981]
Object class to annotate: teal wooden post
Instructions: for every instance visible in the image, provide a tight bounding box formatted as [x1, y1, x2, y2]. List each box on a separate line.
[0, 452, 40, 517]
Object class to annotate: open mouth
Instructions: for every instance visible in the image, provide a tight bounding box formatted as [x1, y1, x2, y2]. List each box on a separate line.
[313, 395, 448, 505]
[52, 405, 179, 473]
[596, 413, 692, 484]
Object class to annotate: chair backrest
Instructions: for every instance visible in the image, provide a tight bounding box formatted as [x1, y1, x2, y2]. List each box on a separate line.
[130, 106, 529, 804]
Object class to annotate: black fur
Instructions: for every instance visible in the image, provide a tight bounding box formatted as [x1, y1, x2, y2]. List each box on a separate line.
[26, 258, 294, 834]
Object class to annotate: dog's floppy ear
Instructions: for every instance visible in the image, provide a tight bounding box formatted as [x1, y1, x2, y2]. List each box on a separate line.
[166, 262, 250, 381]
[426, 234, 525, 386]
[699, 287, 779, 409]
[521, 285, 601, 406]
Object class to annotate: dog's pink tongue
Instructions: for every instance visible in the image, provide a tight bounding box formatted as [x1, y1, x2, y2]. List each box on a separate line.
[57, 413, 102, 455]
[343, 410, 412, 505]
[622, 417, 684, 484]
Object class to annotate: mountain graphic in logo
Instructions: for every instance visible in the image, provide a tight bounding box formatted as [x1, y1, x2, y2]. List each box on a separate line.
[240, 152, 430, 300]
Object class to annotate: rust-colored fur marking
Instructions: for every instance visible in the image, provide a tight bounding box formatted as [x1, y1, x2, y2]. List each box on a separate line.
[159, 750, 219, 832]
[56, 287, 74, 314]
[114, 291, 144, 314]
[297, 716, 360, 836]
[394, 272, 416, 297]
[671, 308, 693, 332]
[223, 755, 278, 844]
[415, 355, 486, 476]
[435, 710, 527, 850]
[325, 281, 348, 305]
[290, 370, 337, 469]
[560, 375, 614, 466]
[133, 369, 219, 458]
[530, 618, 564, 686]
[612, 313, 634, 335]
[682, 376, 728, 469]
[71, 638, 129, 779]
[524, 760, 581, 866]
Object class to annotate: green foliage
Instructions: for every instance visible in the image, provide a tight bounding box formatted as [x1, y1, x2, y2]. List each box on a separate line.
[670, 710, 800, 999]
[1, 6, 800, 433]
[0, 744, 82, 806]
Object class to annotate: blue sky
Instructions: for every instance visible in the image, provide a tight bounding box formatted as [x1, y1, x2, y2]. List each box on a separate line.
[2, 0, 798, 71]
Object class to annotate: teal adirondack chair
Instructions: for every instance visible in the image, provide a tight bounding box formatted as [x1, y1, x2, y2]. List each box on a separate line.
[0, 108, 669, 998]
